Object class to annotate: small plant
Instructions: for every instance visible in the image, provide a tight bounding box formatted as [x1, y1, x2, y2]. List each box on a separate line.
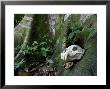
[21, 40, 53, 64]
[14, 34, 54, 71]
[66, 25, 96, 48]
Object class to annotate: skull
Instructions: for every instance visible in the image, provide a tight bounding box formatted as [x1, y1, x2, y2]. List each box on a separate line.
[61, 45, 85, 62]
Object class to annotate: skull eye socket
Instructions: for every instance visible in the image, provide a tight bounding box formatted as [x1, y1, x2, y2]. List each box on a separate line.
[72, 47, 77, 51]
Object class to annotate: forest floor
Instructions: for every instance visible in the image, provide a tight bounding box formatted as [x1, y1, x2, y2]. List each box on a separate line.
[17, 62, 57, 76]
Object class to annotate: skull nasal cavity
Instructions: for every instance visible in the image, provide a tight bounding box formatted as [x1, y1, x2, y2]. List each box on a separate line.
[72, 47, 77, 51]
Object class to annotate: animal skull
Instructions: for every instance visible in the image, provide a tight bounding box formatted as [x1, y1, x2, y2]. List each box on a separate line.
[61, 45, 85, 62]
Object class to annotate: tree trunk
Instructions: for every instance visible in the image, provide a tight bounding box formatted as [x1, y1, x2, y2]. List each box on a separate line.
[14, 14, 34, 61]
[14, 14, 50, 61]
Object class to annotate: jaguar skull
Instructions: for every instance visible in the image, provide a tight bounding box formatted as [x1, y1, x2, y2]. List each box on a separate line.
[61, 45, 85, 62]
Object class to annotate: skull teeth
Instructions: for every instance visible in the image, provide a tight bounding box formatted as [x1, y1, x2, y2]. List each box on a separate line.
[64, 62, 74, 69]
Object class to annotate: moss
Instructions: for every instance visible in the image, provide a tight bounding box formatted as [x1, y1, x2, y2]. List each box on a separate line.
[28, 14, 52, 45]
[59, 33, 97, 76]
[56, 14, 97, 76]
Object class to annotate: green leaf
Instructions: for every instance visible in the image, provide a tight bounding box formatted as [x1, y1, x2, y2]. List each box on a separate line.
[14, 59, 26, 70]
[41, 47, 49, 52]
[87, 28, 96, 41]
[42, 52, 47, 57]
[68, 32, 75, 39]
[40, 42, 47, 46]
[82, 26, 90, 40]
[32, 41, 38, 46]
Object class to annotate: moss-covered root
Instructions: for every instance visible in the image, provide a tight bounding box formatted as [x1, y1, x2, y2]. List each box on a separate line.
[58, 33, 97, 76]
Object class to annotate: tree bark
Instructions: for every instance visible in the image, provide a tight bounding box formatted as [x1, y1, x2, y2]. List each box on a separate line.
[14, 14, 50, 61]
[14, 14, 34, 61]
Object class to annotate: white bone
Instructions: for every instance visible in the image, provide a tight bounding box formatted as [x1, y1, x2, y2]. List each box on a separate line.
[61, 45, 85, 62]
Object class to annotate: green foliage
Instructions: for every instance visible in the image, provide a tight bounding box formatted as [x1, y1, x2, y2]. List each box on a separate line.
[47, 59, 54, 70]
[56, 15, 97, 76]
[14, 58, 26, 70]
[14, 14, 97, 76]
[14, 45, 21, 56]
[14, 39, 53, 70]
[82, 26, 96, 42]
[67, 15, 81, 28]
[21, 39, 53, 64]
[60, 33, 97, 76]
[66, 25, 96, 48]
[86, 28, 96, 41]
